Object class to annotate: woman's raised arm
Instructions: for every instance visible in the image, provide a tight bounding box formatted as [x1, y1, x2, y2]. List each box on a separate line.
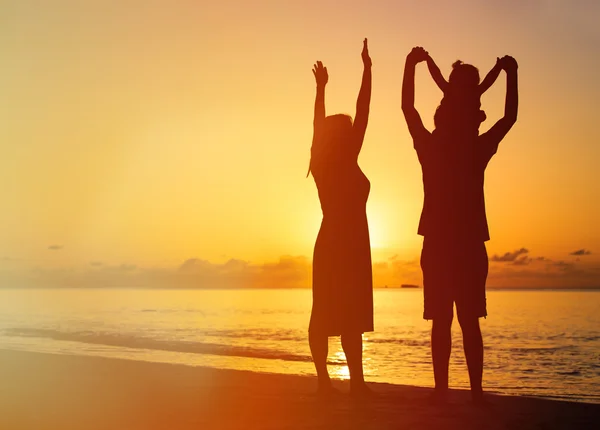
[307, 61, 328, 177]
[312, 61, 328, 134]
[353, 38, 372, 152]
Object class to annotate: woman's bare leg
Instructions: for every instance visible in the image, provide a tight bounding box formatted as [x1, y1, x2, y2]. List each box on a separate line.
[309, 331, 331, 390]
[341, 332, 370, 395]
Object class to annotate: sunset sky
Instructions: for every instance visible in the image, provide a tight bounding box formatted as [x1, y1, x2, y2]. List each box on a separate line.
[1, 0, 599, 288]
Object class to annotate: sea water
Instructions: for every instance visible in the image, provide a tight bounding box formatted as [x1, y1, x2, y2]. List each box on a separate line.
[0, 288, 598, 403]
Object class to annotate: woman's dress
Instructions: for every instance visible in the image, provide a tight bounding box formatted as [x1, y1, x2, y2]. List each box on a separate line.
[309, 161, 374, 335]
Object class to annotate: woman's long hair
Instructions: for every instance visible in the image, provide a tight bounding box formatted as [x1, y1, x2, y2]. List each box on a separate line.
[307, 114, 353, 177]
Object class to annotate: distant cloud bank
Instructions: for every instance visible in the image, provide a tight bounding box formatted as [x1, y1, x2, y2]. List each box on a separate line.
[0, 249, 598, 289]
[487, 247, 600, 288]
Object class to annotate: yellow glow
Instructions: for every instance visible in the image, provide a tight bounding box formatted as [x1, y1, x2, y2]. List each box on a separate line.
[0, 1, 598, 289]
[330, 349, 350, 380]
[368, 215, 386, 249]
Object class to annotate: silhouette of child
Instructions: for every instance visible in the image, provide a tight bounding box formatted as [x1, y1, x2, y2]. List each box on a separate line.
[427, 56, 502, 116]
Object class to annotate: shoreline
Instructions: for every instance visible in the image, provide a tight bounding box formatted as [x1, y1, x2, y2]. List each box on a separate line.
[0, 349, 599, 429]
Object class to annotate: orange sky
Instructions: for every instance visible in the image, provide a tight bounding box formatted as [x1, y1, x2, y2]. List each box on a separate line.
[0, 1, 599, 288]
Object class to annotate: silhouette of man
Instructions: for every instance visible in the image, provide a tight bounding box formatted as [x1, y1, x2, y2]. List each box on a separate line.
[402, 46, 519, 404]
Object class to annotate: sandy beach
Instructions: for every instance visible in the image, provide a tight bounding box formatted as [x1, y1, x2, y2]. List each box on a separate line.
[0, 350, 598, 429]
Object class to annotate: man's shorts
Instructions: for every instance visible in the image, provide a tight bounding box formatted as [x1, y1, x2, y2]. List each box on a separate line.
[420, 238, 488, 320]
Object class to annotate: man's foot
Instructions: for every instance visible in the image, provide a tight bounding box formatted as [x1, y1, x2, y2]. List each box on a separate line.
[471, 390, 491, 407]
[427, 389, 449, 406]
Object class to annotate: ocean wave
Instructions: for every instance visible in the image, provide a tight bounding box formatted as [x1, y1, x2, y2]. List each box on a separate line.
[368, 338, 429, 347]
[198, 328, 305, 342]
[4, 328, 324, 364]
[556, 370, 582, 376]
[508, 345, 576, 353]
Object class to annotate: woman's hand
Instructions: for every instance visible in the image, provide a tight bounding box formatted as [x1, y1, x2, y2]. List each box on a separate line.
[312, 61, 328, 88]
[407, 46, 429, 65]
[362, 38, 372, 68]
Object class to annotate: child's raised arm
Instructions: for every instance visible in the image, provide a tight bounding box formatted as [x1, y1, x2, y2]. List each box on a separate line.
[479, 57, 503, 95]
[426, 54, 448, 93]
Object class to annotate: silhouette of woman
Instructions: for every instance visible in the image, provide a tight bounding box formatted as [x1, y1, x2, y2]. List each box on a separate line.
[307, 39, 373, 396]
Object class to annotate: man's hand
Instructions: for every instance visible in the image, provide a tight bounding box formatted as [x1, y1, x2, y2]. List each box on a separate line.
[499, 55, 518, 73]
[407, 46, 429, 65]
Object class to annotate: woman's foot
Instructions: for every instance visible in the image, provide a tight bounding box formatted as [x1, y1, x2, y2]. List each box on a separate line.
[316, 379, 341, 397]
[349, 381, 375, 399]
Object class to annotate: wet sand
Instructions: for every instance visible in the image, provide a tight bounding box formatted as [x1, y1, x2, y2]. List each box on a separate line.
[0, 349, 598, 429]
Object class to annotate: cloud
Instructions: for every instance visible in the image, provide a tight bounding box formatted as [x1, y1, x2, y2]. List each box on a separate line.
[370, 255, 421, 287]
[256, 256, 311, 288]
[117, 264, 137, 272]
[175, 256, 310, 288]
[550, 261, 576, 272]
[47, 245, 63, 251]
[3, 254, 418, 289]
[487, 255, 600, 288]
[485, 246, 600, 288]
[2, 249, 598, 290]
[373, 262, 389, 271]
[178, 258, 211, 273]
[569, 249, 592, 256]
[490, 248, 529, 263]
[512, 256, 531, 266]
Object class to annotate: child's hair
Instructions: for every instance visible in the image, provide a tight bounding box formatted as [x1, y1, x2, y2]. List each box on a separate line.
[434, 61, 485, 132]
[448, 60, 481, 88]
[433, 60, 492, 134]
